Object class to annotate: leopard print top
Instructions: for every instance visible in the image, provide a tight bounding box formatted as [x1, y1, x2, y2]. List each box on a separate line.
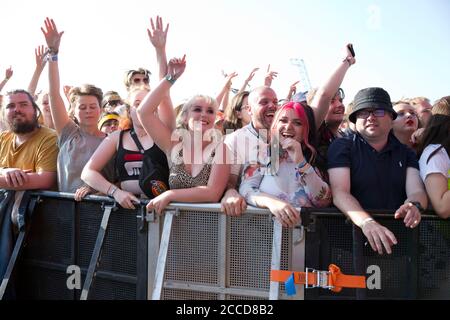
[169, 148, 216, 189]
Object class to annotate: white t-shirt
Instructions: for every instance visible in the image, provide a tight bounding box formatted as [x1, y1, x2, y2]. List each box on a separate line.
[224, 123, 269, 177]
[419, 144, 450, 182]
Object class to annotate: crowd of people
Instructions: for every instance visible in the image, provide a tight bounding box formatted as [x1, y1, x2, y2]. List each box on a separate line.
[0, 16, 449, 264]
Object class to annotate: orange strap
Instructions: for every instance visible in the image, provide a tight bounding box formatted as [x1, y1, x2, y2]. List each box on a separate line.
[271, 264, 366, 293]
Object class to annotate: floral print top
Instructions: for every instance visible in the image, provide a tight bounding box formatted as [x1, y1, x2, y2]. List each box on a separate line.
[239, 151, 332, 208]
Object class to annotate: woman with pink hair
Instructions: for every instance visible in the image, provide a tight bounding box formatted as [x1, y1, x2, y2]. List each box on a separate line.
[239, 102, 332, 227]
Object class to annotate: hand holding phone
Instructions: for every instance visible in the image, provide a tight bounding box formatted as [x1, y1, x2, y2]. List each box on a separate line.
[347, 44, 355, 57]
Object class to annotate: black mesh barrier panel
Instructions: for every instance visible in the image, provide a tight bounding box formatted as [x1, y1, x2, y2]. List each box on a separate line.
[16, 196, 142, 300]
[14, 193, 450, 300]
[21, 198, 74, 264]
[418, 220, 450, 299]
[16, 265, 74, 300]
[305, 214, 450, 300]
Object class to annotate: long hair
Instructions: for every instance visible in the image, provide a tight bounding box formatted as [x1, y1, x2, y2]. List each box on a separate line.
[270, 101, 317, 164]
[417, 96, 450, 162]
[223, 91, 249, 133]
[5, 89, 42, 118]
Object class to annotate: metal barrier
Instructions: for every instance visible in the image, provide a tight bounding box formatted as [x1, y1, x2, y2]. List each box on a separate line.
[7, 191, 450, 300]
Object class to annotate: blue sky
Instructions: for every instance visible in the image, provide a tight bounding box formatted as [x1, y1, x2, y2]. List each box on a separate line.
[1, 0, 449, 105]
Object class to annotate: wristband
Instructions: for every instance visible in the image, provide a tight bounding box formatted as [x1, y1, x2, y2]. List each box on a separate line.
[360, 217, 375, 229]
[408, 201, 425, 213]
[165, 74, 176, 85]
[46, 53, 58, 62]
[296, 159, 307, 169]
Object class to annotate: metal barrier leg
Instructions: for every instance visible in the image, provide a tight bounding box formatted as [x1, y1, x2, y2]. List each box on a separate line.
[269, 220, 283, 300]
[151, 210, 176, 300]
[352, 225, 366, 300]
[147, 210, 159, 300]
[80, 204, 115, 300]
[0, 230, 25, 299]
[0, 193, 36, 300]
[291, 225, 305, 300]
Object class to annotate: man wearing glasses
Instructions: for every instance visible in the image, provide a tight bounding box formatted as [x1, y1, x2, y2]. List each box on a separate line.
[327, 87, 427, 255]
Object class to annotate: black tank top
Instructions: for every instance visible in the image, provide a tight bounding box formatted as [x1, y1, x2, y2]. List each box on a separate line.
[115, 129, 168, 183]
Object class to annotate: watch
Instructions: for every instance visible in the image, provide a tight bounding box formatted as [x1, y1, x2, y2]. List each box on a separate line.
[409, 201, 425, 213]
[165, 74, 176, 85]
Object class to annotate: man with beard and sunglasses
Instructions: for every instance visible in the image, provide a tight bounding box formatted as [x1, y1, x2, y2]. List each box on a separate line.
[0, 90, 58, 191]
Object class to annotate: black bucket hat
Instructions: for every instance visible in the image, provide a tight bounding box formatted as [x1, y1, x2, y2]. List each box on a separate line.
[349, 87, 397, 123]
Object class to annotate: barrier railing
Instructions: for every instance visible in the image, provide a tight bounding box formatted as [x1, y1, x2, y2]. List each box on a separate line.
[3, 191, 448, 300]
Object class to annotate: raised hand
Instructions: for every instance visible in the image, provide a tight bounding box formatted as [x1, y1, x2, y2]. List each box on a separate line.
[246, 67, 259, 83]
[264, 64, 278, 87]
[148, 15, 169, 51]
[223, 71, 238, 88]
[63, 85, 72, 101]
[5, 66, 13, 80]
[287, 80, 300, 100]
[342, 43, 356, 66]
[41, 17, 64, 53]
[167, 55, 186, 80]
[35, 45, 48, 69]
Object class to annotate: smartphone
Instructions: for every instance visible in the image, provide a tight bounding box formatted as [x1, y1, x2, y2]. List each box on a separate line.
[347, 44, 355, 57]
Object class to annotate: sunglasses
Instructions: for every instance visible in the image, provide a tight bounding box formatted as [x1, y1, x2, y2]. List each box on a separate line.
[356, 108, 386, 119]
[133, 78, 149, 84]
[106, 100, 122, 107]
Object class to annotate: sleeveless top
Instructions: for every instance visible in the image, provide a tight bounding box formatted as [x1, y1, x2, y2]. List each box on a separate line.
[116, 129, 168, 183]
[169, 148, 216, 189]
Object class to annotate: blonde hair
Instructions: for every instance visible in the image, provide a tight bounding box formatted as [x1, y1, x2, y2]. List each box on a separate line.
[409, 96, 430, 106]
[175, 95, 218, 129]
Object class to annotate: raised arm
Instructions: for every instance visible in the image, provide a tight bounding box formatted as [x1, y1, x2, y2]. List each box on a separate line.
[264, 64, 278, 87]
[148, 16, 176, 131]
[148, 15, 169, 81]
[27, 45, 47, 97]
[0, 66, 13, 93]
[216, 71, 238, 112]
[328, 167, 397, 254]
[137, 56, 186, 153]
[286, 81, 299, 101]
[310, 44, 356, 129]
[41, 17, 70, 135]
[239, 68, 259, 94]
